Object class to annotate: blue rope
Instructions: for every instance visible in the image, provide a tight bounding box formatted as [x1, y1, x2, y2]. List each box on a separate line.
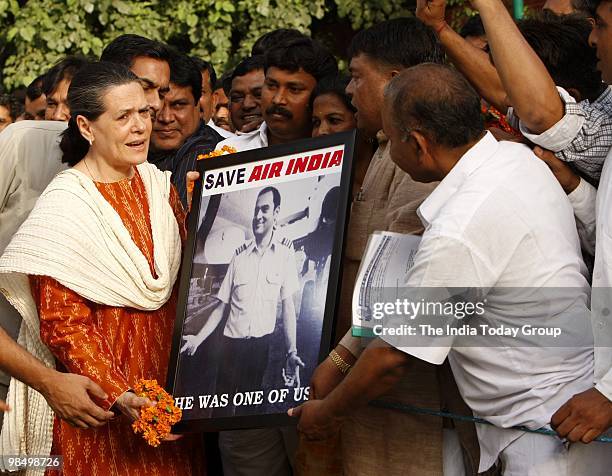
[369, 400, 612, 443]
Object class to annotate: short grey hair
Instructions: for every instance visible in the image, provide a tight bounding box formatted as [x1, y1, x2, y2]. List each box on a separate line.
[384, 63, 484, 148]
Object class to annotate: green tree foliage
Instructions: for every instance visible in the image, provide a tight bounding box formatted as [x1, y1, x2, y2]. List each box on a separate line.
[0, 0, 478, 90]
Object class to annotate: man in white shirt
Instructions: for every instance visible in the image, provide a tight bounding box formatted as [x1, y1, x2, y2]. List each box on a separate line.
[181, 187, 302, 400]
[215, 36, 337, 154]
[525, 0, 612, 448]
[290, 64, 610, 475]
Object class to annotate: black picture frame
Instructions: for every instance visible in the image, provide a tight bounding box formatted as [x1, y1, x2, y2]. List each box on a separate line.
[167, 130, 356, 432]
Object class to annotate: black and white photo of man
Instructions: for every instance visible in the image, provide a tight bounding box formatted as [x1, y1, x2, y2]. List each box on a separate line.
[181, 186, 304, 413]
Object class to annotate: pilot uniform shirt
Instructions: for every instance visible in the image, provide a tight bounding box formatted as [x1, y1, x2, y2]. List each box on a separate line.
[216, 234, 300, 339]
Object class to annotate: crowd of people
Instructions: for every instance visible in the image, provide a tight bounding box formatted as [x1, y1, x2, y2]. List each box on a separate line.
[0, 0, 611, 474]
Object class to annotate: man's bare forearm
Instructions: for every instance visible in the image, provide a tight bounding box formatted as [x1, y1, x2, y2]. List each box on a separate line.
[321, 340, 411, 417]
[0, 326, 56, 395]
[438, 24, 510, 112]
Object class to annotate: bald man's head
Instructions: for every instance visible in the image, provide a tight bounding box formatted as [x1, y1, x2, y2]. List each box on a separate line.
[384, 63, 484, 149]
[381, 64, 485, 182]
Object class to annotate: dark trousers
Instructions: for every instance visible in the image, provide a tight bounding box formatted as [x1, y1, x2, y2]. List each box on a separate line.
[215, 335, 271, 417]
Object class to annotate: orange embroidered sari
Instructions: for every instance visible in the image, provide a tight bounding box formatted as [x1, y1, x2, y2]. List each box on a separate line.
[30, 171, 204, 476]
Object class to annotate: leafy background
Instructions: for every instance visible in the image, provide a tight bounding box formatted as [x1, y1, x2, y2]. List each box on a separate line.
[0, 0, 520, 91]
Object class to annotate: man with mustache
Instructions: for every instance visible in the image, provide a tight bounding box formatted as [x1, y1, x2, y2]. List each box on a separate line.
[208, 35, 337, 476]
[149, 51, 223, 205]
[215, 36, 337, 152]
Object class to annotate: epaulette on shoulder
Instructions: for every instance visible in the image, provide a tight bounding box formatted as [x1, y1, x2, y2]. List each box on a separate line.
[235, 242, 249, 256]
[280, 237, 293, 248]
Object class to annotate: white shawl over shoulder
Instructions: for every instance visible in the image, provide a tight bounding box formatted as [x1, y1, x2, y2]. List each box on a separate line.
[0, 162, 182, 472]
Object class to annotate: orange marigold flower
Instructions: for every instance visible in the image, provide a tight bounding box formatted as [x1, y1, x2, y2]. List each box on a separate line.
[132, 379, 182, 447]
[197, 145, 238, 161]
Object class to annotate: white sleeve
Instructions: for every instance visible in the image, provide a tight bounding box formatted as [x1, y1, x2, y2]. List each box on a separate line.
[595, 368, 612, 402]
[0, 127, 18, 215]
[516, 87, 585, 153]
[380, 234, 497, 365]
[567, 178, 597, 255]
[339, 329, 365, 358]
[515, 87, 611, 180]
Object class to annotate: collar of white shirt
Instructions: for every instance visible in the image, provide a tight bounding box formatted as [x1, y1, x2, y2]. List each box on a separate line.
[256, 122, 269, 146]
[247, 232, 280, 255]
[418, 131, 498, 228]
[206, 119, 235, 139]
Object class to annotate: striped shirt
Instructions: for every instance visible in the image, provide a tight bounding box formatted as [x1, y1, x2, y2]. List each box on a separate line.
[149, 121, 222, 206]
[508, 86, 612, 184]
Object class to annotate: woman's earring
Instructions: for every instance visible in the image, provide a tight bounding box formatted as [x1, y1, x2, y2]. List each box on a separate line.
[88, 136, 94, 146]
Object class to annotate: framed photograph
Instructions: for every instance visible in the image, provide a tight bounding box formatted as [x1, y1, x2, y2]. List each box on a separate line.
[167, 130, 356, 431]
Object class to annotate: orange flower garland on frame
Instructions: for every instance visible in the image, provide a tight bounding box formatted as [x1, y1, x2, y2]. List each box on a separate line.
[196, 145, 238, 161]
[187, 145, 238, 196]
[132, 379, 182, 447]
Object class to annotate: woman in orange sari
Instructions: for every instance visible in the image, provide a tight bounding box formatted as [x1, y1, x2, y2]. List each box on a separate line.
[0, 62, 203, 475]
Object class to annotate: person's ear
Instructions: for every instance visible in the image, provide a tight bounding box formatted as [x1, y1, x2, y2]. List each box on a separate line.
[411, 130, 429, 158]
[412, 131, 441, 179]
[389, 69, 401, 79]
[76, 115, 95, 145]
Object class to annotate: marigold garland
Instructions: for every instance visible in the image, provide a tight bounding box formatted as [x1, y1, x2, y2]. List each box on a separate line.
[132, 379, 182, 447]
[187, 146, 239, 196]
[196, 145, 238, 161]
[481, 103, 520, 136]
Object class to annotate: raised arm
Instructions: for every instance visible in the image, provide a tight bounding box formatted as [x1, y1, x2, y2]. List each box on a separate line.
[473, 0, 564, 132]
[416, 0, 510, 112]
